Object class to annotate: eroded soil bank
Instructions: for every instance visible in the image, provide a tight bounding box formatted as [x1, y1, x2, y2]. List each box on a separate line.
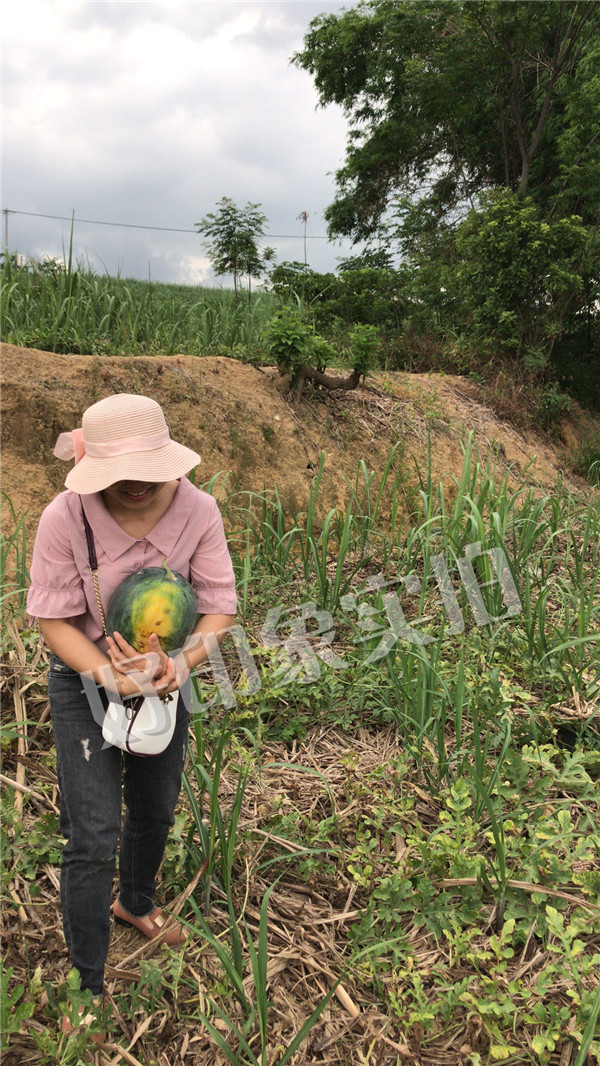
[1, 342, 595, 543]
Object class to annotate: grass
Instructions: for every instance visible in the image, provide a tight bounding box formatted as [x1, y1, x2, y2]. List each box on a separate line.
[0, 492, 29, 618]
[0, 255, 280, 358]
[2, 439, 600, 1065]
[573, 432, 600, 485]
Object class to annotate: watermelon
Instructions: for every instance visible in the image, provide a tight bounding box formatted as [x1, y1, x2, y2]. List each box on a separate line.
[106, 559, 197, 653]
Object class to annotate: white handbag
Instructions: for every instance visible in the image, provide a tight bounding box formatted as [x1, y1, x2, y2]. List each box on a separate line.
[102, 693, 176, 756]
[82, 504, 176, 757]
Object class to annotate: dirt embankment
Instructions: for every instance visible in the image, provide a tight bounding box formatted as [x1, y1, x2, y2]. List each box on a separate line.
[1, 343, 596, 545]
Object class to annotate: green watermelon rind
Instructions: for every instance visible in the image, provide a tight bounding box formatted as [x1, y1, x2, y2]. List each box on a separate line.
[106, 565, 197, 653]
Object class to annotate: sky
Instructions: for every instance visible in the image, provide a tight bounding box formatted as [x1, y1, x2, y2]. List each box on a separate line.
[2, 0, 362, 287]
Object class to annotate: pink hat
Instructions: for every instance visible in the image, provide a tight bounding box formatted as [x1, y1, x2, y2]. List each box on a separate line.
[54, 394, 201, 494]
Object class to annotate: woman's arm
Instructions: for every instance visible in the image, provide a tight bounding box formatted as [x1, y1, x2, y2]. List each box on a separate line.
[182, 614, 237, 671]
[39, 618, 153, 699]
[158, 613, 237, 693]
[103, 614, 237, 696]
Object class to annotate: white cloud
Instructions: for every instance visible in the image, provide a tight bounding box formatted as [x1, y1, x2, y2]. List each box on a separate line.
[3, 0, 362, 283]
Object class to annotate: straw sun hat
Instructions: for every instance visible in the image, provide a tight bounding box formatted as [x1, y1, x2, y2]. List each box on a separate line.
[54, 394, 201, 494]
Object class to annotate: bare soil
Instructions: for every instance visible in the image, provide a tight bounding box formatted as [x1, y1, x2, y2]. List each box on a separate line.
[1, 343, 596, 547]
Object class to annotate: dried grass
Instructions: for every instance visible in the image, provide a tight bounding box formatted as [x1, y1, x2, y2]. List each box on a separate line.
[2, 626, 599, 1066]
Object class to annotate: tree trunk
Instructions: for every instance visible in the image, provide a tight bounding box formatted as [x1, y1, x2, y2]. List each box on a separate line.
[293, 367, 307, 404]
[518, 157, 530, 197]
[274, 365, 362, 403]
[304, 366, 362, 390]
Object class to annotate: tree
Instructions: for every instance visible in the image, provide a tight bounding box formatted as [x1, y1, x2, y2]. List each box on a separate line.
[294, 2, 600, 375]
[297, 210, 310, 267]
[263, 308, 380, 402]
[337, 247, 394, 272]
[269, 261, 407, 331]
[294, 1, 600, 240]
[195, 198, 274, 299]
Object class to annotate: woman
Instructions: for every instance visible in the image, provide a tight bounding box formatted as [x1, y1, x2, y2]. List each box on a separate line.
[27, 393, 237, 1030]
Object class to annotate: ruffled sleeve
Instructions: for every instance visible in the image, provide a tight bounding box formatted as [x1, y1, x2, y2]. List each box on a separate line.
[27, 497, 87, 621]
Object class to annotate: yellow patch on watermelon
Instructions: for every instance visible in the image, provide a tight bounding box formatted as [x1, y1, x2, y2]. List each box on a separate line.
[129, 587, 182, 652]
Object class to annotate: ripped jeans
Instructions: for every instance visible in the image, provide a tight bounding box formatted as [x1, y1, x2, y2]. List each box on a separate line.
[48, 655, 189, 994]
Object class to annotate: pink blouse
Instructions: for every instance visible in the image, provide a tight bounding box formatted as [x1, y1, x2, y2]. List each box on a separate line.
[27, 477, 237, 651]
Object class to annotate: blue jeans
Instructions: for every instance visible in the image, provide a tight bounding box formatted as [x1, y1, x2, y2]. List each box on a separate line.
[48, 655, 189, 995]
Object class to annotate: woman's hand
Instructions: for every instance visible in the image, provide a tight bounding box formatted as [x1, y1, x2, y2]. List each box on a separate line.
[152, 655, 190, 696]
[106, 632, 190, 698]
[106, 631, 169, 684]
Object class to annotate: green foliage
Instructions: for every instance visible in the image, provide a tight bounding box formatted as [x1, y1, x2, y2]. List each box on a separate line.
[269, 260, 408, 332]
[337, 246, 395, 272]
[573, 433, 600, 484]
[534, 382, 574, 432]
[261, 306, 314, 371]
[2, 803, 62, 888]
[261, 307, 336, 389]
[1, 491, 30, 620]
[451, 189, 588, 369]
[3, 437, 600, 1062]
[182, 705, 257, 912]
[184, 880, 340, 1066]
[268, 259, 316, 298]
[294, 0, 600, 395]
[348, 322, 382, 376]
[0, 255, 278, 356]
[1, 962, 34, 1052]
[332, 267, 409, 331]
[295, 1, 600, 238]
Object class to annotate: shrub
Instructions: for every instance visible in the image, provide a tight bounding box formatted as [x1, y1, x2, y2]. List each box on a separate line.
[534, 382, 574, 432]
[452, 189, 588, 370]
[261, 307, 336, 390]
[348, 323, 382, 377]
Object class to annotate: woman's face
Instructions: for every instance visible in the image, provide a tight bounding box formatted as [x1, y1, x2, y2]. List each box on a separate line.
[101, 480, 164, 511]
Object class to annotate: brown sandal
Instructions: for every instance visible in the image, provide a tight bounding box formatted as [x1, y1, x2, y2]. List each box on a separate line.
[112, 898, 187, 946]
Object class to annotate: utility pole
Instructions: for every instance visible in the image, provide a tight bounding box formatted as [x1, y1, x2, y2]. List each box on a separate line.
[3, 208, 9, 251]
[297, 211, 309, 268]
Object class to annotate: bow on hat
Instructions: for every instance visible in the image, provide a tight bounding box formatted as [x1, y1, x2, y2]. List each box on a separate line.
[54, 429, 86, 464]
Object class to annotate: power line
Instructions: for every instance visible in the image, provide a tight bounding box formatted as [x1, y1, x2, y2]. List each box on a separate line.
[8, 209, 195, 233]
[5, 208, 331, 239]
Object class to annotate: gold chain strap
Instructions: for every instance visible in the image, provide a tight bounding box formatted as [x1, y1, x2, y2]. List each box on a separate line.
[90, 567, 108, 637]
